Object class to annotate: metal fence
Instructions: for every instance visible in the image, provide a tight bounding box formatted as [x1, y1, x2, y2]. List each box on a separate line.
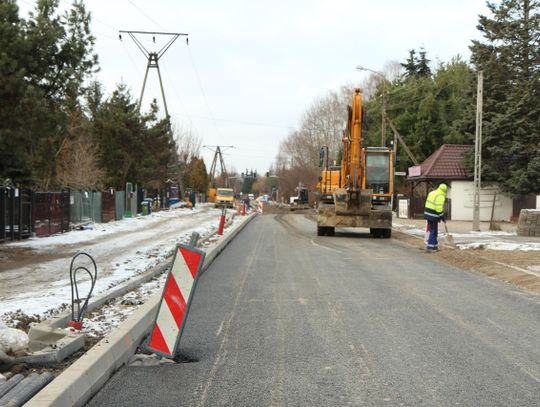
[512, 194, 537, 219]
[115, 191, 125, 220]
[0, 187, 33, 242]
[33, 191, 70, 237]
[125, 183, 137, 217]
[102, 191, 115, 223]
[71, 191, 93, 226]
[1, 185, 180, 243]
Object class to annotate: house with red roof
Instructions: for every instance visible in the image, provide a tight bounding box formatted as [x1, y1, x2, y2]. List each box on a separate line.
[404, 144, 513, 221]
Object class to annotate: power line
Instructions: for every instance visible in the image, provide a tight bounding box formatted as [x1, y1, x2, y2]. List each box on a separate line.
[160, 63, 204, 137]
[186, 45, 224, 138]
[126, 0, 165, 30]
[56, 0, 119, 33]
[92, 30, 118, 41]
[174, 114, 292, 129]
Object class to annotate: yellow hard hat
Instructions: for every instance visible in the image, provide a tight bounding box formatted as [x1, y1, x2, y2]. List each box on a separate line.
[439, 183, 448, 192]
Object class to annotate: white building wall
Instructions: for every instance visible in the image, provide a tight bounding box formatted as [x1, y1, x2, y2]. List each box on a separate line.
[449, 181, 513, 221]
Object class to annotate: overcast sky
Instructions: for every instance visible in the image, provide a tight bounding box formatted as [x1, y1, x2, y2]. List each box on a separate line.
[18, 0, 489, 174]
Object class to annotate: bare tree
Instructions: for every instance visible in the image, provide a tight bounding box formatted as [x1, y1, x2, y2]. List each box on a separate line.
[56, 134, 105, 190]
[172, 124, 202, 197]
[227, 168, 244, 196]
[274, 88, 350, 198]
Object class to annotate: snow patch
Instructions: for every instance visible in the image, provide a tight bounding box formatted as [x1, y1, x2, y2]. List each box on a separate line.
[0, 323, 28, 354]
[457, 242, 540, 251]
[0, 205, 222, 319]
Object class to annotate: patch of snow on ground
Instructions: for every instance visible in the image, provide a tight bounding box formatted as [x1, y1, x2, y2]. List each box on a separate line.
[83, 274, 166, 339]
[1, 208, 250, 334]
[450, 231, 515, 238]
[7, 207, 203, 250]
[457, 242, 540, 251]
[393, 221, 540, 251]
[0, 323, 28, 354]
[0, 205, 222, 318]
[80, 214, 248, 339]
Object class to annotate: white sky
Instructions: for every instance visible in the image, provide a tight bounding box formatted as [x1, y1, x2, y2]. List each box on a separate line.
[17, 0, 489, 174]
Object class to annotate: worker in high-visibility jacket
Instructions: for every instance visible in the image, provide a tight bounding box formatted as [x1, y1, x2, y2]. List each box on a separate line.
[423, 183, 447, 251]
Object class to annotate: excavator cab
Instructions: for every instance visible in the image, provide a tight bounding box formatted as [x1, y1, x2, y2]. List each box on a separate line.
[363, 147, 393, 204]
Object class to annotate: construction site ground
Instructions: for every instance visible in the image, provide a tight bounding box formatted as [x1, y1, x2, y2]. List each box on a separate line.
[286, 209, 540, 296]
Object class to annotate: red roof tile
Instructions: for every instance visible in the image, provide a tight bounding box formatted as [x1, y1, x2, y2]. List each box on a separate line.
[407, 144, 472, 180]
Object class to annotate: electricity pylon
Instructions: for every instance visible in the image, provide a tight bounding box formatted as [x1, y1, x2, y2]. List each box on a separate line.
[204, 146, 234, 188]
[119, 30, 188, 118]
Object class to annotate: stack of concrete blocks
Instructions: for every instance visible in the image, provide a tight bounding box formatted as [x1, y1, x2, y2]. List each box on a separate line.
[517, 209, 540, 237]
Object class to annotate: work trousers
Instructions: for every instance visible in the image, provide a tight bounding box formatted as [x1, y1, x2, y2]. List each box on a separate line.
[427, 219, 439, 249]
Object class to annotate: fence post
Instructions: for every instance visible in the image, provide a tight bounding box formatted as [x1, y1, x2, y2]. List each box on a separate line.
[48, 193, 52, 237]
[0, 188, 5, 242]
[31, 190, 35, 233]
[9, 189, 14, 241]
[60, 191, 64, 234]
[17, 189, 22, 240]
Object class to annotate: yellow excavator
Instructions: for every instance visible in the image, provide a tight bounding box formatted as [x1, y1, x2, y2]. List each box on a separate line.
[317, 88, 394, 238]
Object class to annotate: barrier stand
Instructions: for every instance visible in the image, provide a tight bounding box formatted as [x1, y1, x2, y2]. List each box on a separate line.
[146, 244, 205, 359]
[217, 207, 226, 236]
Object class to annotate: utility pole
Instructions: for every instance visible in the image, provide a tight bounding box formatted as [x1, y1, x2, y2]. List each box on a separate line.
[381, 83, 387, 147]
[472, 71, 484, 231]
[386, 117, 419, 166]
[119, 30, 188, 118]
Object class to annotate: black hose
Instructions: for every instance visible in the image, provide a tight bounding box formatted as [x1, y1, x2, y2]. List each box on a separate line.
[70, 252, 98, 323]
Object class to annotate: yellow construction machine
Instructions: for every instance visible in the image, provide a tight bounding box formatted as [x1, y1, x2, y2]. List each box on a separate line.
[317, 88, 394, 238]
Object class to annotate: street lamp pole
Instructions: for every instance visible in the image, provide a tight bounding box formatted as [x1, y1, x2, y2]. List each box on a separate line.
[356, 65, 387, 147]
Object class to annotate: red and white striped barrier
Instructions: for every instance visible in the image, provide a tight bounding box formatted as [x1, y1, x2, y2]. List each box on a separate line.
[146, 244, 205, 358]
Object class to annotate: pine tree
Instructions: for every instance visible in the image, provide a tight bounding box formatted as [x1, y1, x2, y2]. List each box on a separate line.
[91, 85, 144, 189]
[416, 48, 432, 77]
[0, 0, 33, 184]
[91, 86, 178, 190]
[401, 49, 417, 78]
[365, 56, 474, 172]
[469, 0, 540, 195]
[0, 0, 98, 187]
[400, 48, 432, 78]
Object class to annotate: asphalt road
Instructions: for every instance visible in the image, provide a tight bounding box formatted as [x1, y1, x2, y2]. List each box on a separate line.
[88, 214, 540, 406]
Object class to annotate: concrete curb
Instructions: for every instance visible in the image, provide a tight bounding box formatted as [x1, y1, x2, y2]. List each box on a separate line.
[26, 213, 257, 407]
